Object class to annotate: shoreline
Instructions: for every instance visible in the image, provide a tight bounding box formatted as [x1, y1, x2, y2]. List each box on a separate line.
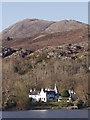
[2, 107, 88, 111]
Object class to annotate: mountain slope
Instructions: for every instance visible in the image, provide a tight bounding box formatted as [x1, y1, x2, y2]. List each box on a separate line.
[1, 19, 54, 39]
[45, 20, 87, 32]
[1, 19, 87, 39]
[3, 27, 88, 51]
[2, 19, 88, 51]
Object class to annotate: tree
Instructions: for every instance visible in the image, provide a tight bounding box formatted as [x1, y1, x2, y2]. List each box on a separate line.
[14, 81, 29, 110]
[61, 90, 70, 97]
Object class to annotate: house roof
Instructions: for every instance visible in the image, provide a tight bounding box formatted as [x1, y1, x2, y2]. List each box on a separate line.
[45, 90, 55, 95]
[30, 91, 40, 95]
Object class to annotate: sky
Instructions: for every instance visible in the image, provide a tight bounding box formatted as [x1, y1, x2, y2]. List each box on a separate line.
[1, 0, 89, 2]
[1, 2, 88, 31]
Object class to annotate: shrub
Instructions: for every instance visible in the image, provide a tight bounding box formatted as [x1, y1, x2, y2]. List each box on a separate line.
[6, 100, 17, 108]
[61, 90, 70, 97]
[67, 101, 74, 106]
[14, 63, 32, 75]
[4, 97, 17, 109]
[77, 58, 82, 63]
[61, 101, 68, 107]
[7, 36, 12, 41]
[29, 98, 32, 102]
[14, 66, 19, 73]
[75, 100, 85, 109]
[36, 53, 47, 64]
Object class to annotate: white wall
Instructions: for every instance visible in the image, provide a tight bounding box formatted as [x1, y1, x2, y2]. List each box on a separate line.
[29, 94, 40, 102]
[40, 89, 47, 102]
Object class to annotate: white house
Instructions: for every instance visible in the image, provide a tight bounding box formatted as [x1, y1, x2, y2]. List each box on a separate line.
[29, 84, 77, 103]
[29, 83, 60, 102]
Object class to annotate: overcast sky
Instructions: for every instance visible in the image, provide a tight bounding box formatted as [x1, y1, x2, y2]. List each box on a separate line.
[1, 2, 88, 31]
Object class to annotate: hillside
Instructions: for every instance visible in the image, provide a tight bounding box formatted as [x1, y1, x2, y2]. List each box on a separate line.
[1, 19, 87, 39]
[2, 27, 88, 51]
[1, 19, 89, 110]
[2, 19, 88, 50]
[2, 42, 89, 110]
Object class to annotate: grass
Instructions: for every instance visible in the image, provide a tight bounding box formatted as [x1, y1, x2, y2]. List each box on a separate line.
[28, 101, 69, 110]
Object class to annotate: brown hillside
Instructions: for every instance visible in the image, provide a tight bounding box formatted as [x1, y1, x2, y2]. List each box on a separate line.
[3, 27, 88, 51]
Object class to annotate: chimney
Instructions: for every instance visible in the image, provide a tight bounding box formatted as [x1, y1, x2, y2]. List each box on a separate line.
[30, 89, 32, 93]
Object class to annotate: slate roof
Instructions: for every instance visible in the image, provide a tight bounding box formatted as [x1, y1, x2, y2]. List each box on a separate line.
[30, 91, 40, 95]
[45, 90, 55, 95]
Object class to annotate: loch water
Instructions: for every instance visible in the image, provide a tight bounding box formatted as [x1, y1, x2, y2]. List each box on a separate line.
[1, 110, 88, 119]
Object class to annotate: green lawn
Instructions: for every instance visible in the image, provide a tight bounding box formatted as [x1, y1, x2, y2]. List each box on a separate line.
[29, 101, 69, 110]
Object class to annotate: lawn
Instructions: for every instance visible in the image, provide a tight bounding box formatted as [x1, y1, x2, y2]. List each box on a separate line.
[28, 101, 69, 110]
